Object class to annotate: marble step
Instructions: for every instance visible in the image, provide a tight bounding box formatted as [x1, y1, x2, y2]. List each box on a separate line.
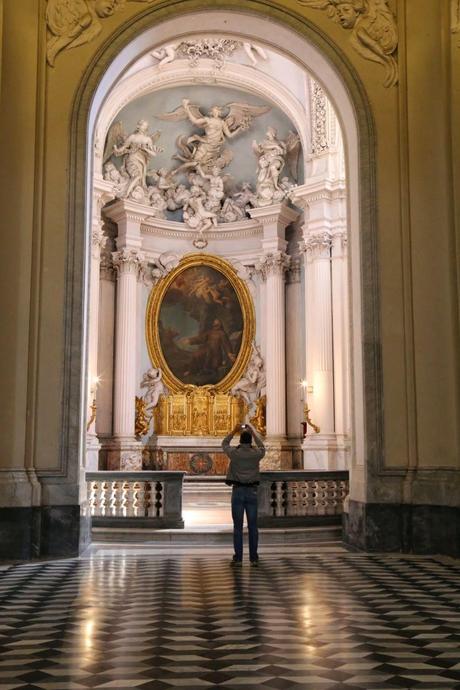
[92, 524, 342, 544]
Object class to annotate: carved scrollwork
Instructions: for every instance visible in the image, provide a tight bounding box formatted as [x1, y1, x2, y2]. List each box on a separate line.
[298, 0, 399, 87]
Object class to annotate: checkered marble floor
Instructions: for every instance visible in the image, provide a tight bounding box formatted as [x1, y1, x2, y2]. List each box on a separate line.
[0, 552, 460, 689]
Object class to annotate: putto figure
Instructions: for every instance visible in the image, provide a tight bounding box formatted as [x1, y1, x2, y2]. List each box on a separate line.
[298, 0, 398, 87]
[46, 0, 155, 66]
[103, 119, 163, 201]
[155, 99, 270, 173]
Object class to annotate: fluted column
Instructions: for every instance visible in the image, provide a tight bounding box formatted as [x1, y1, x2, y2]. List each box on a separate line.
[301, 233, 334, 434]
[260, 251, 290, 439]
[331, 231, 350, 437]
[112, 248, 144, 441]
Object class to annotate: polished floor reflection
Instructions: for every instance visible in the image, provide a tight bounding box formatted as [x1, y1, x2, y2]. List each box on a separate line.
[0, 551, 459, 689]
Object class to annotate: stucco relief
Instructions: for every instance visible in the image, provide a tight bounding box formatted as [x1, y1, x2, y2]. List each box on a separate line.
[46, 0, 155, 66]
[298, 0, 398, 87]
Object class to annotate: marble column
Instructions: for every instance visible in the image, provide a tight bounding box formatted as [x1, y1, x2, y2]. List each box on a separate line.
[86, 182, 114, 471]
[292, 182, 348, 471]
[250, 203, 299, 468]
[109, 247, 144, 470]
[286, 259, 304, 446]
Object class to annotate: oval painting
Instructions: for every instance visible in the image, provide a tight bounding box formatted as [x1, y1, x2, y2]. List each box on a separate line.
[157, 264, 245, 386]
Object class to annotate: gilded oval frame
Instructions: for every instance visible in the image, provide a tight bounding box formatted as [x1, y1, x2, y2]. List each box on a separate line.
[146, 254, 255, 393]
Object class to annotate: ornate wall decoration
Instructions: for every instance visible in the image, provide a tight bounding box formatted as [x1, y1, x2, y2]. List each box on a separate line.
[146, 254, 255, 394]
[46, 0, 155, 66]
[151, 38, 269, 68]
[298, 0, 399, 87]
[310, 81, 329, 154]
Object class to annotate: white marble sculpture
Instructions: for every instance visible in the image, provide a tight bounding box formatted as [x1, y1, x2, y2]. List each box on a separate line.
[231, 344, 266, 415]
[140, 368, 168, 420]
[252, 128, 300, 207]
[155, 99, 270, 174]
[182, 187, 218, 246]
[103, 119, 163, 201]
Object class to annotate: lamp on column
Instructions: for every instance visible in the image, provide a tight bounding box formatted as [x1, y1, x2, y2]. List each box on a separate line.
[87, 375, 101, 432]
[300, 379, 320, 437]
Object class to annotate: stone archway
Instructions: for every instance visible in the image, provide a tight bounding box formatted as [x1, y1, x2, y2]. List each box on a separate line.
[66, 2, 381, 540]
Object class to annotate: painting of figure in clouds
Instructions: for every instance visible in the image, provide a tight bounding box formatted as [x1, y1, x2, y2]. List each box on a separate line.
[158, 264, 244, 386]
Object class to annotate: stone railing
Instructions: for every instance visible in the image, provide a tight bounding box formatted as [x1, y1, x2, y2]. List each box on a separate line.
[86, 471, 185, 528]
[258, 471, 349, 526]
[86, 470, 348, 530]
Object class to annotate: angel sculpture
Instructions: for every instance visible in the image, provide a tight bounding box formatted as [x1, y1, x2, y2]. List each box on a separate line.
[140, 368, 168, 426]
[155, 99, 270, 174]
[46, 0, 155, 66]
[252, 127, 301, 207]
[103, 119, 163, 202]
[298, 0, 398, 87]
[231, 345, 266, 416]
[183, 187, 218, 246]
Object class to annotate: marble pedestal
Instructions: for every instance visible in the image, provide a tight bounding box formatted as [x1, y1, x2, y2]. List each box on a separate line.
[107, 438, 143, 470]
[302, 433, 348, 470]
[86, 435, 101, 471]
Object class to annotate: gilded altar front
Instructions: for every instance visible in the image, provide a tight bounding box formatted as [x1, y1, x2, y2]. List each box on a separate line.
[154, 388, 246, 436]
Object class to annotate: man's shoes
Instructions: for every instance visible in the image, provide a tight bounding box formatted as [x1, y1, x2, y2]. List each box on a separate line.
[250, 559, 259, 567]
[230, 556, 242, 567]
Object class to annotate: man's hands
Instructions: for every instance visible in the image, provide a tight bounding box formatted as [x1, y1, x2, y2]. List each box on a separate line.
[231, 422, 254, 435]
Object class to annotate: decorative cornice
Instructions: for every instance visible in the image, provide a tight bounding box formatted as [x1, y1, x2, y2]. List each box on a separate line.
[298, 0, 399, 87]
[46, 0, 156, 67]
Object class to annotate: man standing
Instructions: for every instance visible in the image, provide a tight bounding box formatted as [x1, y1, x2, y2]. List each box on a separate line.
[222, 423, 265, 567]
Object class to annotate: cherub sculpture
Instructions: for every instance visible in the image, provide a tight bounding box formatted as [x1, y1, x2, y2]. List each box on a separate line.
[252, 128, 300, 207]
[299, 0, 398, 87]
[103, 119, 163, 201]
[155, 99, 270, 174]
[46, 0, 155, 66]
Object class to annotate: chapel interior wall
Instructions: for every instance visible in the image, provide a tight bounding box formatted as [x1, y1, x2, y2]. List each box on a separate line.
[0, 1, 459, 530]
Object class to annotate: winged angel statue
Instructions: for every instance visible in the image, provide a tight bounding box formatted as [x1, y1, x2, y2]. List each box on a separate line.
[155, 99, 271, 174]
[46, 0, 154, 66]
[298, 0, 398, 87]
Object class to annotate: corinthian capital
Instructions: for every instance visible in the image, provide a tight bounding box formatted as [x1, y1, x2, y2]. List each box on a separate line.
[299, 232, 332, 258]
[257, 251, 290, 279]
[91, 226, 107, 259]
[112, 248, 145, 277]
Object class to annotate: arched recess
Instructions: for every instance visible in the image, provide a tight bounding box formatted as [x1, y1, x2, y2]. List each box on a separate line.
[66, 1, 381, 511]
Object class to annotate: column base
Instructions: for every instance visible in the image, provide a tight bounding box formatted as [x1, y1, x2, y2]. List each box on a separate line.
[107, 438, 143, 470]
[86, 434, 101, 471]
[302, 433, 349, 470]
[343, 499, 460, 557]
[0, 505, 90, 560]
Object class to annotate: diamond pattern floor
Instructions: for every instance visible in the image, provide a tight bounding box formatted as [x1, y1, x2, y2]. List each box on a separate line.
[0, 552, 459, 689]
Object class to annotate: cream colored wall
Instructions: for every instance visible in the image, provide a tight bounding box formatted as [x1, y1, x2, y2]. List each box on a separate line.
[0, 0, 459, 507]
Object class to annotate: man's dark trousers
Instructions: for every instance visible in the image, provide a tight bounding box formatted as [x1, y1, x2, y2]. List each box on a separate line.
[231, 485, 258, 562]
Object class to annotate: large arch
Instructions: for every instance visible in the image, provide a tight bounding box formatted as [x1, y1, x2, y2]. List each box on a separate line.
[65, 1, 380, 522]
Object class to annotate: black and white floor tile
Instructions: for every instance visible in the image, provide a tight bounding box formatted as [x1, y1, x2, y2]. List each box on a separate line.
[0, 552, 459, 689]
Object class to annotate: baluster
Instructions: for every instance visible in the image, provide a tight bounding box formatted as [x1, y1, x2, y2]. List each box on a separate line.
[299, 480, 308, 516]
[286, 481, 297, 516]
[88, 481, 97, 516]
[136, 481, 147, 517]
[327, 480, 338, 515]
[111, 481, 123, 517]
[270, 481, 277, 517]
[147, 481, 157, 517]
[274, 481, 284, 517]
[155, 481, 164, 517]
[316, 480, 327, 515]
[124, 481, 136, 517]
[94, 481, 105, 517]
[306, 480, 316, 515]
